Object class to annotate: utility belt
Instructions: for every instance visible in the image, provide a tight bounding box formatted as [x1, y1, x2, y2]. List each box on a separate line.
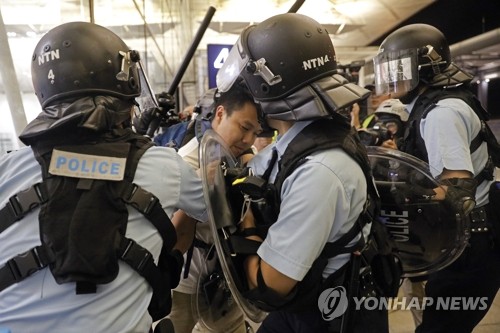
[470, 206, 490, 233]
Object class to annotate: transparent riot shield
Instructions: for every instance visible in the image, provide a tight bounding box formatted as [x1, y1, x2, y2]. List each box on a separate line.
[192, 243, 247, 332]
[199, 129, 267, 324]
[367, 146, 471, 277]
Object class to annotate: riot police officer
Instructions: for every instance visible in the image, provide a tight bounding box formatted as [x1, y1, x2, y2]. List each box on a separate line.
[0, 22, 206, 332]
[215, 13, 387, 332]
[374, 23, 500, 333]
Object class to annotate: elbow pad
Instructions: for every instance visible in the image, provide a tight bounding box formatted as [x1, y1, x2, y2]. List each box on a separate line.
[243, 265, 297, 312]
[441, 178, 477, 215]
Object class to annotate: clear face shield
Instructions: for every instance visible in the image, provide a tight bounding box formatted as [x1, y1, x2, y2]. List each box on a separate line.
[373, 48, 419, 97]
[135, 59, 159, 112]
[114, 49, 155, 113]
[216, 27, 282, 93]
[216, 37, 249, 93]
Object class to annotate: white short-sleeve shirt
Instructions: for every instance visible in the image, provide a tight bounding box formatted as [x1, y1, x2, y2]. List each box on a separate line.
[248, 121, 369, 281]
[0, 145, 206, 333]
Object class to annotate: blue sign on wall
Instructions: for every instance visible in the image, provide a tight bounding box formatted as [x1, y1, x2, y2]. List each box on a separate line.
[207, 43, 233, 89]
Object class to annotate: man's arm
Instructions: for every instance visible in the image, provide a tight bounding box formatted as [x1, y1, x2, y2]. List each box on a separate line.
[172, 210, 197, 254]
[432, 169, 473, 200]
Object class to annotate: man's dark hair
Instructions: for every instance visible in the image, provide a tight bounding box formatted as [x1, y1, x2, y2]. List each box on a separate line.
[215, 83, 255, 117]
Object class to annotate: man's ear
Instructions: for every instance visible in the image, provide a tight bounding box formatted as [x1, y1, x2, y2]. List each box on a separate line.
[213, 105, 225, 124]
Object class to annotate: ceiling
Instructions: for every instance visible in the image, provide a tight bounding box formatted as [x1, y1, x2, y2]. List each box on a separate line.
[1, 0, 500, 93]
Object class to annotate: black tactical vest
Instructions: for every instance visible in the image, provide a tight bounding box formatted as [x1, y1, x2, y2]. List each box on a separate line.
[0, 128, 177, 321]
[400, 87, 488, 162]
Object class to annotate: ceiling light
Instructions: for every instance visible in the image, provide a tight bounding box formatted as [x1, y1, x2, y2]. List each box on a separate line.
[484, 73, 498, 80]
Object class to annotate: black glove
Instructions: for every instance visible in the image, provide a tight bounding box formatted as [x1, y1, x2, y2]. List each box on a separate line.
[390, 183, 436, 205]
[157, 92, 176, 110]
[156, 92, 180, 128]
[441, 178, 477, 216]
[132, 106, 159, 135]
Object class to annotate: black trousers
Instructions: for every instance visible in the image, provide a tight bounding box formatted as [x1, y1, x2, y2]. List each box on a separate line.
[257, 307, 388, 333]
[416, 232, 500, 333]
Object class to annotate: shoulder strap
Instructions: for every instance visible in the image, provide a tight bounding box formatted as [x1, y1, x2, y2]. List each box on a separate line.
[273, 115, 379, 259]
[274, 114, 374, 200]
[110, 131, 177, 250]
[275, 115, 347, 191]
[400, 89, 444, 161]
[114, 133, 178, 319]
[123, 132, 155, 180]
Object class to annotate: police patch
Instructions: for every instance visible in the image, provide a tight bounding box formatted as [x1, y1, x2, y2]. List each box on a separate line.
[49, 149, 126, 181]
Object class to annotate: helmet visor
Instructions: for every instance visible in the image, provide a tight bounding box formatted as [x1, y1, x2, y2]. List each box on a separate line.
[373, 48, 419, 96]
[135, 60, 159, 111]
[216, 37, 249, 93]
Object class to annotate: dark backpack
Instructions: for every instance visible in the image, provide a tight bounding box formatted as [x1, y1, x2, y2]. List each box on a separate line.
[154, 117, 211, 149]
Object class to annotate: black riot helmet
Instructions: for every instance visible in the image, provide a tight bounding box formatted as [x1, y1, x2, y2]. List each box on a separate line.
[31, 21, 141, 108]
[373, 24, 451, 97]
[217, 13, 337, 102]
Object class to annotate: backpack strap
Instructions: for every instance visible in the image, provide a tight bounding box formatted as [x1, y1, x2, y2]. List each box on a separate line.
[0, 183, 48, 234]
[0, 245, 54, 292]
[400, 89, 444, 161]
[115, 181, 176, 250]
[115, 134, 178, 320]
[273, 115, 379, 261]
[321, 213, 372, 258]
